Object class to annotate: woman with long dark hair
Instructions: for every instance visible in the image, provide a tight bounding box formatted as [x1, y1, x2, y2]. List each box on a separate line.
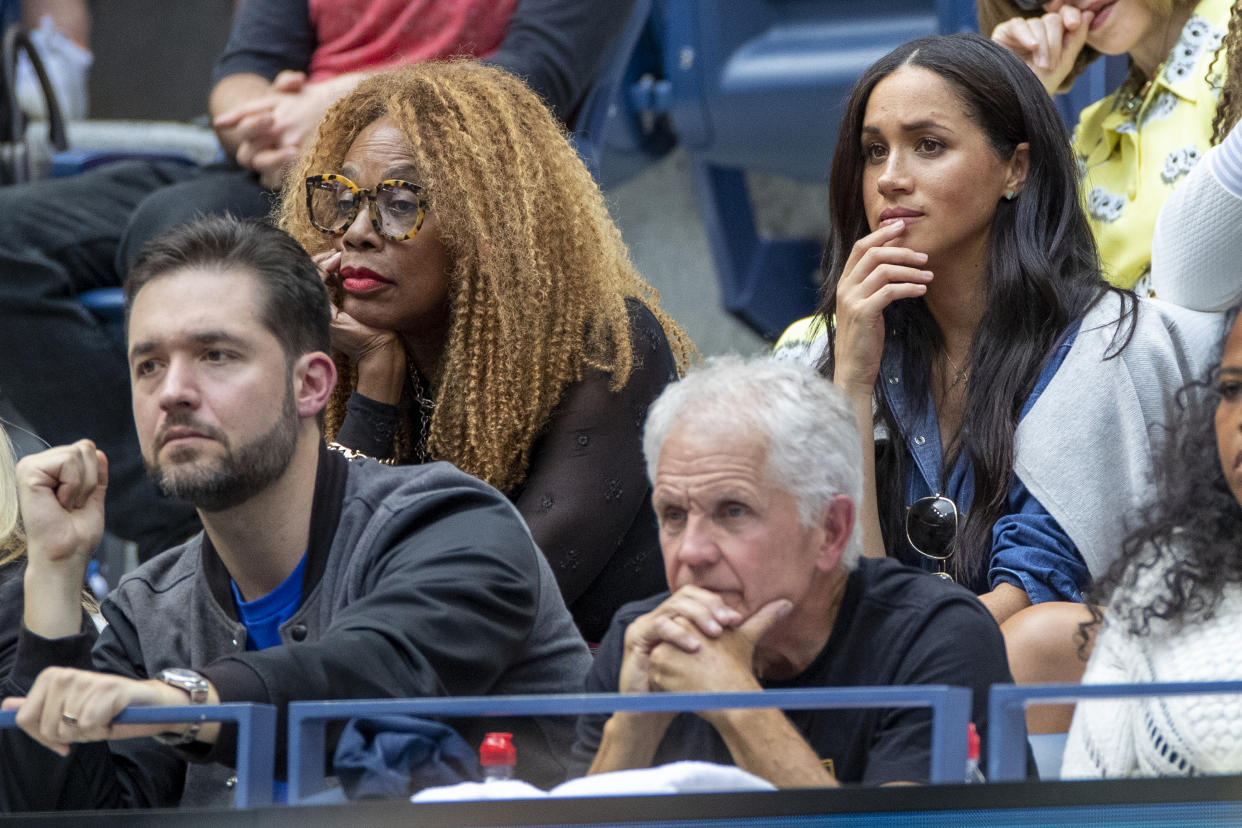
[1062, 309, 1242, 777]
[777, 33, 1219, 647]
[800, 32, 1125, 625]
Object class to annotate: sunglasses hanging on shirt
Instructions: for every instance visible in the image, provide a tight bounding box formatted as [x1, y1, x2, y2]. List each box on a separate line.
[905, 494, 958, 582]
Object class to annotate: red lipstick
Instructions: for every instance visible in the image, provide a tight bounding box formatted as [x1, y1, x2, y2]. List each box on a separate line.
[339, 267, 393, 295]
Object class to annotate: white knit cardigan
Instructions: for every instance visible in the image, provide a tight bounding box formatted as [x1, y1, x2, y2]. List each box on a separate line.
[1061, 555, 1242, 778]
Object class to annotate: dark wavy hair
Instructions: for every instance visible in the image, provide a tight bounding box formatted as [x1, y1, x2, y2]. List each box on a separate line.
[1211, 0, 1242, 143]
[817, 33, 1133, 585]
[1084, 311, 1242, 638]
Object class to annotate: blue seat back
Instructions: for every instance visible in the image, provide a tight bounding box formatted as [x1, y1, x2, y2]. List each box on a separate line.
[665, 0, 966, 183]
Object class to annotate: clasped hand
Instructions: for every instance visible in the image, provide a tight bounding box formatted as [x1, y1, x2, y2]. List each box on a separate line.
[619, 586, 792, 698]
[213, 70, 349, 189]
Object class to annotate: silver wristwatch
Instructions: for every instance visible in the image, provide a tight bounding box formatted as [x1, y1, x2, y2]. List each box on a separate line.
[153, 668, 209, 746]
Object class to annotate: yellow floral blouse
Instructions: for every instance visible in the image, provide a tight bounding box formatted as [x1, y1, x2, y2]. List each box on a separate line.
[1073, 0, 1229, 293]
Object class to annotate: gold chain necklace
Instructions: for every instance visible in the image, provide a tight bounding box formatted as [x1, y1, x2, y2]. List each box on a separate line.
[1120, 59, 1170, 117]
[1119, 14, 1180, 118]
[405, 362, 436, 462]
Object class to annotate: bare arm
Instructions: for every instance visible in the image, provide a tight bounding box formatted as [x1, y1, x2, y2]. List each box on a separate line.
[708, 708, 837, 788]
[848, 393, 885, 560]
[16, 441, 106, 640]
[587, 711, 675, 775]
[587, 587, 747, 775]
[978, 581, 1033, 626]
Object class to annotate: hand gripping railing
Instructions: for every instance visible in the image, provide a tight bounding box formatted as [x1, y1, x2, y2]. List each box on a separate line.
[0, 702, 277, 808]
[988, 680, 1242, 782]
[286, 685, 972, 803]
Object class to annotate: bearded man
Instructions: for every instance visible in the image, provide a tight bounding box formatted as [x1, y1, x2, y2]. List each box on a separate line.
[0, 216, 588, 810]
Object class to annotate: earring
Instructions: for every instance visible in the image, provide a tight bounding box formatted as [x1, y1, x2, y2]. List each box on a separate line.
[1005, 190, 1016, 201]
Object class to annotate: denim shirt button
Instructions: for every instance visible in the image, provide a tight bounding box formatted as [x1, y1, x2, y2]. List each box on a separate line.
[887, 375, 900, 384]
[913, 435, 926, 446]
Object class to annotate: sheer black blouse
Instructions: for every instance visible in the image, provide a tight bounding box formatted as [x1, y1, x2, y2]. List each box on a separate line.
[335, 300, 677, 642]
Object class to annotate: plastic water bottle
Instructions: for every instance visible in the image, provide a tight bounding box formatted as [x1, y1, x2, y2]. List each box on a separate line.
[480, 732, 516, 782]
[965, 722, 986, 783]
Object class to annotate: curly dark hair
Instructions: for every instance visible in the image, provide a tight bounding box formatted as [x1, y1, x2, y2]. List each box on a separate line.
[1084, 312, 1242, 639]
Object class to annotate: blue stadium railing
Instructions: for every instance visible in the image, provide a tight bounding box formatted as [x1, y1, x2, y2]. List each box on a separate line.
[987, 680, 1242, 782]
[0, 702, 278, 808]
[3, 679, 1242, 810]
[285, 686, 973, 803]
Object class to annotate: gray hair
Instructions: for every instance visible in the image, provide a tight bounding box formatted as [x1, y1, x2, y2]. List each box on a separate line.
[643, 355, 863, 568]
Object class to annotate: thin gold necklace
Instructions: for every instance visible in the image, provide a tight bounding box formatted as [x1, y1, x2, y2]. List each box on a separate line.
[941, 352, 969, 390]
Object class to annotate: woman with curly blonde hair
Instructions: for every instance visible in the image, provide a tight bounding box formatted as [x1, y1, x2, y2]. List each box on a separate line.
[279, 60, 695, 642]
[983, 0, 1228, 294]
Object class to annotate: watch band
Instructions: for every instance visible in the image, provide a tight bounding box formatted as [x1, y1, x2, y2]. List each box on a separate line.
[153, 668, 209, 746]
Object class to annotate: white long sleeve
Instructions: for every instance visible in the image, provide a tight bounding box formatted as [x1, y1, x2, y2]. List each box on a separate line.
[1150, 122, 1242, 312]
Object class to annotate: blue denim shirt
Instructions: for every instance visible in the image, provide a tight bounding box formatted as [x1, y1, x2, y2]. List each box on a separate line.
[878, 328, 1090, 604]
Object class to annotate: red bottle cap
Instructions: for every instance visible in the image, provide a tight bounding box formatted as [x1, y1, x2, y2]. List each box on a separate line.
[967, 722, 980, 761]
[480, 732, 516, 766]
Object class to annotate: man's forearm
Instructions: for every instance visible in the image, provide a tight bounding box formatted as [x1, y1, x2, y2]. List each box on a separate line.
[709, 707, 838, 789]
[209, 73, 275, 158]
[587, 712, 674, 775]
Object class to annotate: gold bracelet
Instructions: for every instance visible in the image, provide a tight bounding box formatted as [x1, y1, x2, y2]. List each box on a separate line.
[326, 441, 399, 466]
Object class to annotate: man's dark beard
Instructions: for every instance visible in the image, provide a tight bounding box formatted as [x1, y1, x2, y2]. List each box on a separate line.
[147, 383, 299, 513]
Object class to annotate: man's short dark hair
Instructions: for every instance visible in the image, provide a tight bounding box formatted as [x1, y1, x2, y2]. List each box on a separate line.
[124, 216, 332, 360]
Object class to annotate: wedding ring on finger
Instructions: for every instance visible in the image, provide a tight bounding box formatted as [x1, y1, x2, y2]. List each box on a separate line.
[61, 712, 79, 727]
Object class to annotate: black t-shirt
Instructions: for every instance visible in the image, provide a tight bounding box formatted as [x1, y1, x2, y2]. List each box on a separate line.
[572, 557, 1019, 785]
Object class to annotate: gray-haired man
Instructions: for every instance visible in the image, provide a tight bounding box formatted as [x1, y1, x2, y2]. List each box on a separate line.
[572, 356, 1018, 787]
